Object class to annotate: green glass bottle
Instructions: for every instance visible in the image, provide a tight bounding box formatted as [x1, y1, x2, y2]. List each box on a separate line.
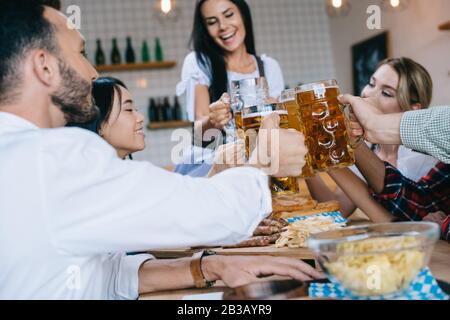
[111, 38, 121, 65]
[125, 36, 136, 64]
[155, 37, 164, 62]
[95, 39, 105, 66]
[142, 40, 150, 63]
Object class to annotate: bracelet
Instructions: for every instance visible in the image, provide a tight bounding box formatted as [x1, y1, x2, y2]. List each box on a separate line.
[190, 250, 217, 288]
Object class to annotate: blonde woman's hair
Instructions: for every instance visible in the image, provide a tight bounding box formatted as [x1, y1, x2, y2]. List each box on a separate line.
[377, 57, 433, 111]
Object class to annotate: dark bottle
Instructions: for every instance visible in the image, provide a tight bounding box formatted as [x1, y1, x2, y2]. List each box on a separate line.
[155, 37, 164, 62]
[173, 96, 181, 121]
[162, 97, 172, 121]
[125, 36, 136, 64]
[111, 38, 121, 65]
[95, 39, 106, 66]
[142, 40, 150, 63]
[156, 98, 164, 122]
[148, 98, 157, 122]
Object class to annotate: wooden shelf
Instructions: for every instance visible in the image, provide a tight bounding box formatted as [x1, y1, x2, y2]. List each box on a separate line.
[147, 120, 191, 130]
[96, 61, 176, 72]
[439, 21, 450, 30]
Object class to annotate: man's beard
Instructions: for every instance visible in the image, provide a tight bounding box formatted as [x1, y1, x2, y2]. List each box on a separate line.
[51, 60, 99, 124]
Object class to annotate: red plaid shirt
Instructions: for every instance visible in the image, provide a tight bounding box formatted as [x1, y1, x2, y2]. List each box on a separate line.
[373, 162, 450, 243]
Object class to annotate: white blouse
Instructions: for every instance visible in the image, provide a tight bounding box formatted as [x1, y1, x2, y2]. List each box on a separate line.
[0, 112, 272, 299]
[350, 145, 439, 183]
[176, 51, 285, 121]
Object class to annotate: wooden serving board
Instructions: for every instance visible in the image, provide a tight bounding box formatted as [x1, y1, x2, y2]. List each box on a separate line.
[148, 245, 315, 260]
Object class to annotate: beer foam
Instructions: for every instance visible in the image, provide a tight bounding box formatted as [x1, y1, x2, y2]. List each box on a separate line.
[243, 110, 288, 119]
[296, 85, 338, 92]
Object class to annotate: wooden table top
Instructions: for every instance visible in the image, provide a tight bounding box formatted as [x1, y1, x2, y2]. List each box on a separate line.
[141, 240, 450, 300]
[141, 176, 450, 300]
[149, 245, 315, 260]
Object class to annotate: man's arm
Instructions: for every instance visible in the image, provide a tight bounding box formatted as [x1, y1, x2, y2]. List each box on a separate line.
[400, 106, 450, 164]
[339, 95, 450, 164]
[137, 255, 323, 294]
[43, 130, 271, 255]
[45, 113, 306, 256]
[339, 94, 402, 145]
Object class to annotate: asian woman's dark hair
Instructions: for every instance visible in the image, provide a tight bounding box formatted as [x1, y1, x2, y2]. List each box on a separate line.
[68, 77, 133, 159]
[190, 0, 256, 102]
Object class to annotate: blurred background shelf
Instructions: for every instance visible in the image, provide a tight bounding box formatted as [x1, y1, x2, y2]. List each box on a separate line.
[96, 61, 176, 72]
[147, 120, 191, 130]
[439, 21, 450, 30]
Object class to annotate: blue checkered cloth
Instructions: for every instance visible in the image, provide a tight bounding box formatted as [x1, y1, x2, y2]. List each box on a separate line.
[287, 211, 347, 225]
[309, 268, 449, 300]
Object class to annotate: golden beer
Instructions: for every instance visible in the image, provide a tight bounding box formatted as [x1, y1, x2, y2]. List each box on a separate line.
[295, 80, 355, 171]
[281, 89, 315, 178]
[242, 106, 299, 195]
[235, 110, 243, 130]
[234, 110, 245, 141]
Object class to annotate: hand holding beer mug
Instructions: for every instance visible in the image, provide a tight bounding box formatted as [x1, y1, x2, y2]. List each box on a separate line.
[210, 93, 232, 130]
[281, 88, 315, 177]
[248, 112, 307, 178]
[338, 94, 384, 144]
[208, 141, 246, 177]
[244, 103, 302, 194]
[344, 105, 365, 148]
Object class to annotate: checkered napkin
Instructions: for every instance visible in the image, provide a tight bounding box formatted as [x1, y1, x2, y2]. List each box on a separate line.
[309, 268, 449, 300]
[286, 211, 347, 225]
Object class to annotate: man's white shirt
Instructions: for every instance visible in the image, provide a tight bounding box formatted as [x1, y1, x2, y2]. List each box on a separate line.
[0, 112, 272, 299]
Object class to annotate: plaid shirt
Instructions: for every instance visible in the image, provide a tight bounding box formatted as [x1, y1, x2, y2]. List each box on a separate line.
[401, 106, 450, 164]
[373, 162, 450, 243]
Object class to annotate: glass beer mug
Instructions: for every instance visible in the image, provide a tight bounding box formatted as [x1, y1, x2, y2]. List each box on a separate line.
[242, 102, 300, 195]
[295, 79, 355, 171]
[230, 77, 268, 132]
[281, 88, 315, 178]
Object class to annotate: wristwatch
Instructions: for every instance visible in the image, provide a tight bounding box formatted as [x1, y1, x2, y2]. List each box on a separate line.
[190, 250, 217, 288]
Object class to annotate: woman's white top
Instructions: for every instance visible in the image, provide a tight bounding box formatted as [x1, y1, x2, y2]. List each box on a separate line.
[176, 51, 285, 121]
[350, 145, 440, 183]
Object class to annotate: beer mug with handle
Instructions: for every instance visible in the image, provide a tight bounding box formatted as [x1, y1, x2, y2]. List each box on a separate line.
[281, 88, 315, 178]
[242, 101, 300, 195]
[228, 77, 268, 142]
[295, 79, 355, 172]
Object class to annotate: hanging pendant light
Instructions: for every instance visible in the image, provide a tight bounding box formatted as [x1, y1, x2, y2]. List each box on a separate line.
[326, 0, 351, 18]
[380, 0, 410, 12]
[153, 0, 179, 22]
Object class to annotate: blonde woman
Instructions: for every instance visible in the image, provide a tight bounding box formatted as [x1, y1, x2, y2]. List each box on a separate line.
[306, 57, 438, 218]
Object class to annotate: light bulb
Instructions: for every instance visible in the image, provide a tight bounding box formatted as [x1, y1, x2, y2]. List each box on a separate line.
[332, 0, 343, 8]
[161, 0, 172, 14]
[390, 0, 400, 7]
[136, 78, 148, 89]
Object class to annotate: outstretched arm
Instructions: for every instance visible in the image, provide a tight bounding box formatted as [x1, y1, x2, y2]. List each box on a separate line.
[353, 142, 387, 194]
[339, 94, 450, 164]
[138, 255, 323, 294]
[328, 168, 393, 223]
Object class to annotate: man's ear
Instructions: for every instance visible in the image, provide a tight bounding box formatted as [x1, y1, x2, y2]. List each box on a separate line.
[31, 49, 60, 89]
[411, 103, 422, 111]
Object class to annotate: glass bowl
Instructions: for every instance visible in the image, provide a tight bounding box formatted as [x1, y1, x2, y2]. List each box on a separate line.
[307, 222, 440, 297]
